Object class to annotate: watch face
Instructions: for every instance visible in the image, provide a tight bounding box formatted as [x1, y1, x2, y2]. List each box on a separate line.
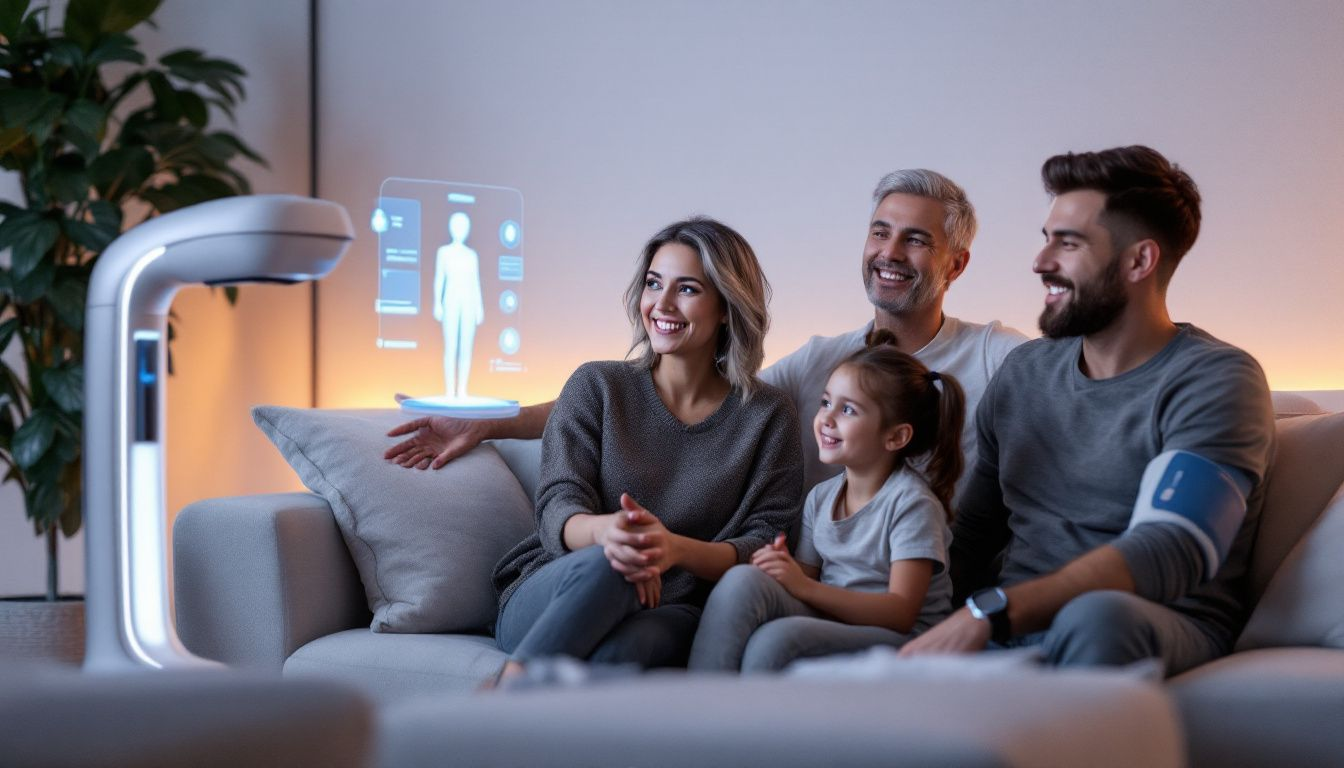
[972, 588, 1008, 614]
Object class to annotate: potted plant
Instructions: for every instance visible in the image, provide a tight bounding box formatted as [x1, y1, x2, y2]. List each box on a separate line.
[0, 0, 265, 663]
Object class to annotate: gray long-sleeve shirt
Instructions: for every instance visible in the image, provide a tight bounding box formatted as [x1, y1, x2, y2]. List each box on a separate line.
[952, 324, 1275, 644]
[493, 361, 804, 610]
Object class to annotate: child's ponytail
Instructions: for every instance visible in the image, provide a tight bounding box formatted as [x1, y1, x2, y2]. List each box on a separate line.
[920, 371, 965, 517]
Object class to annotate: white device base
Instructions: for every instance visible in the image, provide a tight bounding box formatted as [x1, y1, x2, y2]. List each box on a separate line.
[399, 395, 521, 419]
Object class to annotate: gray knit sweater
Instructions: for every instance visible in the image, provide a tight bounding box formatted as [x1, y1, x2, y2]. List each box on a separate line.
[493, 360, 804, 610]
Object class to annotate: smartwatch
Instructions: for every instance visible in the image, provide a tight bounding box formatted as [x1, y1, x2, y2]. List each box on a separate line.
[966, 587, 1011, 644]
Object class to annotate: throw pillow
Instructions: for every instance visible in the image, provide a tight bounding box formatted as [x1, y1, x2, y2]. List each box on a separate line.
[1237, 480, 1344, 651]
[252, 406, 535, 634]
[1246, 411, 1344, 602]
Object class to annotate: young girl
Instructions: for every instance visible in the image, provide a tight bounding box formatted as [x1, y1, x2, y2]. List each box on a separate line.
[688, 328, 964, 672]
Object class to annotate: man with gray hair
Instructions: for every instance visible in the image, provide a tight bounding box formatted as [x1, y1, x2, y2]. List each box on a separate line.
[386, 170, 1026, 501]
[763, 169, 1025, 495]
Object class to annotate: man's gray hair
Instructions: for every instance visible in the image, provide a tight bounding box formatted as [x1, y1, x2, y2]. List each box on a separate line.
[871, 169, 977, 253]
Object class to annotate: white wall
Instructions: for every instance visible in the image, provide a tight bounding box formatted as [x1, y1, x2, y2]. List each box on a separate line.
[314, 0, 1344, 407]
[0, 0, 313, 597]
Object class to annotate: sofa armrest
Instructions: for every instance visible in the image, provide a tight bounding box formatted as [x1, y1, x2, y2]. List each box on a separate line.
[174, 492, 371, 672]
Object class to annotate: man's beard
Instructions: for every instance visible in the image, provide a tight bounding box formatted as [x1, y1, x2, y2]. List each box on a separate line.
[864, 261, 943, 315]
[1038, 255, 1127, 338]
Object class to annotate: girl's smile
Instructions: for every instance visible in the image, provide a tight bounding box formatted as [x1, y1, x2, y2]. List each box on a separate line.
[814, 364, 908, 474]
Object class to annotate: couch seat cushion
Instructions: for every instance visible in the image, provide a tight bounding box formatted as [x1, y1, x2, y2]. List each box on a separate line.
[284, 629, 507, 704]
[1170, 647, 1344, 768]
[379, 672, 1181, 767]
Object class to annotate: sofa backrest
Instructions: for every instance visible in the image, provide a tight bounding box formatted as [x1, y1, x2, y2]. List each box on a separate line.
[489, 438, 543, 501]
[486, 396, 1344, 594]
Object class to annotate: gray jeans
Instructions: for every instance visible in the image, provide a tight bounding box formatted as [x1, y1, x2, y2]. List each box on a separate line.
[1030, 589, 1228, 677]
[496, 545, 702, 668]
[689, 564, 913, 673]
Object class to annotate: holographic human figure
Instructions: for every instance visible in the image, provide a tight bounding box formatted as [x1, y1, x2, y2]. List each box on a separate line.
[433, 211, 484, 398]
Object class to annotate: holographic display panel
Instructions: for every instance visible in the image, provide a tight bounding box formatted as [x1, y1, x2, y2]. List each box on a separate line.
[373, 179, 525, 399]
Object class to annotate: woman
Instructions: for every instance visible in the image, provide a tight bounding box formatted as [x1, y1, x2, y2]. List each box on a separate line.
[490, 217, 803, 682]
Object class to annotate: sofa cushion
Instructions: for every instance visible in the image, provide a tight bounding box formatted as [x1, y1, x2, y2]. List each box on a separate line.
[1269, 391, 1325, 417]
[1237, 479, 1344, 650]
[284, 629, 507, 704]
[378, 673, 1182, 768]
[253, 406, 534, 634]
[1245, 410, 1344, 604]
[1170, 647, 1344, 768]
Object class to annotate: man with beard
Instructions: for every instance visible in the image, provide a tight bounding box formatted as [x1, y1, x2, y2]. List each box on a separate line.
[386, 169, 1026, 500]
[901, 146, 1275, 676]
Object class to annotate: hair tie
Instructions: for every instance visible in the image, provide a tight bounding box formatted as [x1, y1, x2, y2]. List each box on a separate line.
[927, 370, 941, 383]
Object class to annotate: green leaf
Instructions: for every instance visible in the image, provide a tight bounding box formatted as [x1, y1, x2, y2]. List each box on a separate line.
[0, 0, 28, 40]
[0, 89, 63, 135]
[60, 213, 114, 253]
[27, 480, 60, 528]
[88, 199, 123, 230]
[10, 257, 54, 302]
[0, 317, 17, 352]
[142, 174, 237, 213]
[59, 200, 121, 254]
[161, 48, 246, 80]
[48, 39, 85, 69]
[158, 48, 204, 68]
[177, 89, 208, 127]
[25, 93, 65, 147]
[89, 145, 154, 198]
[64, 0, 161, 50]
[47, 273, 87, 330]
[87, 32, 145, 66]
[13, 406, 55, 469]
[146, 70, 181, 121]
[0, 397, 14, 450]
[194, 132, 235, 164]
[58, 458, 82, 536]
[0, 125, 27, 155]
[0, 210, 59, 279]
[210, 132, 267, 166]
[62, 99, 105, 159]
[46, 153, 91, 205]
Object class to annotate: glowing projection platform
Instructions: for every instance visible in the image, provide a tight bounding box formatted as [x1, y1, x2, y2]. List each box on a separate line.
[373, 178, 525, 415]
[84, 195, 354, 672]
[398, 394, 520, 419]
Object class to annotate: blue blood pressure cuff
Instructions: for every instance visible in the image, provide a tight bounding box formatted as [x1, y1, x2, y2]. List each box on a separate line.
[1127, 450, 1250, 581]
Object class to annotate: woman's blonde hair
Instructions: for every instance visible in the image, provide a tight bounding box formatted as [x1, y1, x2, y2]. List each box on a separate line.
[623, 217, 770, 399]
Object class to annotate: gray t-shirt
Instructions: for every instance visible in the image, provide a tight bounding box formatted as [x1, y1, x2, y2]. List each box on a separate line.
[954, 324, 1276, 642]
[762, 316, 1026, 501]
[797, 467, 954, 632]
[493, 361, 804, 610]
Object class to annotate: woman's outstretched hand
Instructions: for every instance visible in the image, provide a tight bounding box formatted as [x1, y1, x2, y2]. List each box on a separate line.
[384, 395, 489, 469]
[751, 534, 807, 595]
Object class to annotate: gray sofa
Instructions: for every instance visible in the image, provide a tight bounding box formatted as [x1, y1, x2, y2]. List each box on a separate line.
[174, 395, 1344, 767]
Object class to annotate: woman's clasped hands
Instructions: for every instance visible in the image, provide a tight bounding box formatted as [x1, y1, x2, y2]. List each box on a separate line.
[598, 493, 676, 609]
